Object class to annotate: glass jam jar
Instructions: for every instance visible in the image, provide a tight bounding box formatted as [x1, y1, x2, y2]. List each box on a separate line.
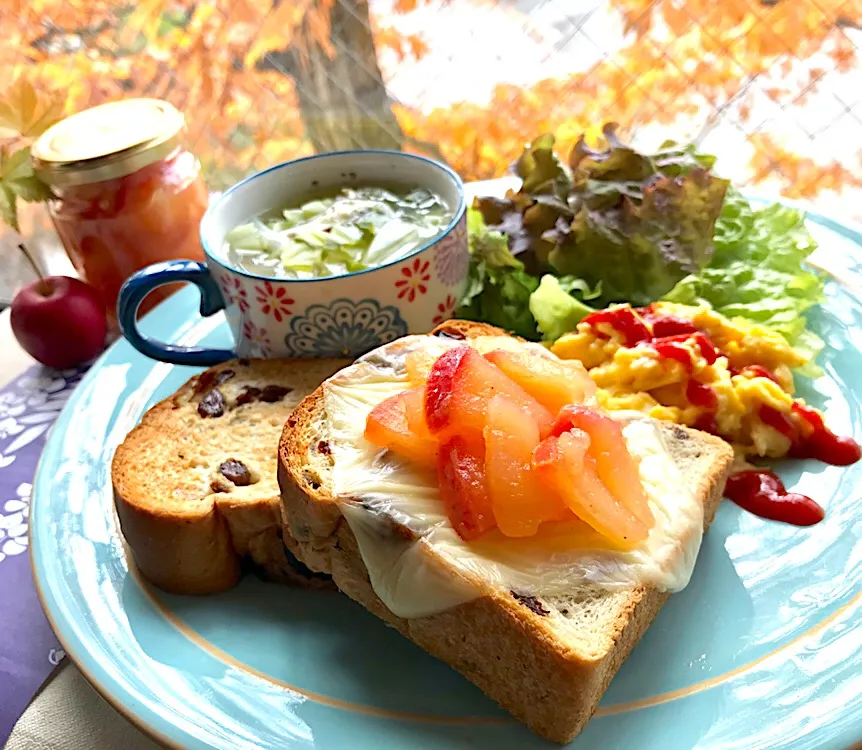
[31, 99, 208, 328]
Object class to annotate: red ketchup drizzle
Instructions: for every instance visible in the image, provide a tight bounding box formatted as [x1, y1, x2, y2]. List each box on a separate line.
[758, 404, 795, 440]
[594, 307, 726, 433]
[582, 308, 651, 347]
[759, 404, 861, 465]
[690, 333, 718, 364]
[744, 403, 860, 525]
[652, 339, 694, 372]
[725, 470, 824, 526]
[789, 402, 862, 465]
[649, 332, 718, 368]
[736, 364, 780, 384]
[693, 412, 719, 435]
[686, 380, 718, 409]
[637, 306, 699, 338]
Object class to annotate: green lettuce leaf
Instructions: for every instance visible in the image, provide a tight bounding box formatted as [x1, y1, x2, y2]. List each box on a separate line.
[458, 208, 604, 339]
[457, 264, 540, 339]
[664, 188, 825, 374]
[514, 132, 573, 196]
[465, 206, 521, 269]
[457, 208, 541, 338]
[475, 124, 729, 307]
[529, 275, 595, 341]
[556, 274, 602, 301]
[465, 131, 825, 376]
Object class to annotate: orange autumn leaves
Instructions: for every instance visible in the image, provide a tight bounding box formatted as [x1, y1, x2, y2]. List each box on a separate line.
[0, 0, 858, 196]
[397, 0, 861, 194]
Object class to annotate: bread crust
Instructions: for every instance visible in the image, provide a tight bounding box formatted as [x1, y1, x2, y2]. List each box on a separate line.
[112, 358, 348, 595]
[278, 321, 734, 743]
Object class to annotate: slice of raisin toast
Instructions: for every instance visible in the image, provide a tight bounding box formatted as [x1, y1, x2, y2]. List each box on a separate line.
[278, 320, 734, 743]
[112, 357, 348, 595]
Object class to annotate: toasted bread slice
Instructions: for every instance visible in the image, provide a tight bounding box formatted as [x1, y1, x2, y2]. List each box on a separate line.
[278, 321, 734, 743]
[112, 357, 348, 595]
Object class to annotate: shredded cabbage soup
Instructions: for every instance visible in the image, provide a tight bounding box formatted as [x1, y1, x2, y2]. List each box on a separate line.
[222, 185, 453, 279]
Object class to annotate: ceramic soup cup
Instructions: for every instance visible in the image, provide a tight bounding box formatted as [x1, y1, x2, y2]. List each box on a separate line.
[117, 150, 468, 365]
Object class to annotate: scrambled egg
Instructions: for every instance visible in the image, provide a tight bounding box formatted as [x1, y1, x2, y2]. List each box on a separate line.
[551, 302, 808, 457]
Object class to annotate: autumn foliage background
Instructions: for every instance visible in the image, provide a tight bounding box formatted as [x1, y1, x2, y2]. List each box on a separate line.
[0, 0, 860, 219]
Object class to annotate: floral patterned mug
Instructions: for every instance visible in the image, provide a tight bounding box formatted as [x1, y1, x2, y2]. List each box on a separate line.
[116, 150, 468, 365]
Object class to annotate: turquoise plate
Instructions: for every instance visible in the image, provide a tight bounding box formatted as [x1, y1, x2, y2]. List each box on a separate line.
[30, 201, 862, 749]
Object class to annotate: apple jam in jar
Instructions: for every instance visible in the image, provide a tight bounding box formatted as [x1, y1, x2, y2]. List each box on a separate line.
[31, 99, 208, 327]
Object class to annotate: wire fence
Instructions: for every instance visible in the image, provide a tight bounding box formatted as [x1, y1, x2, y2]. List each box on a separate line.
[2, 0, 861, 218]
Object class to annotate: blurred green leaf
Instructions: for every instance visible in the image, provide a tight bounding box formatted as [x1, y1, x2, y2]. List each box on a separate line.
[0, 184, 19, 231]
[2, 146, 53, 202]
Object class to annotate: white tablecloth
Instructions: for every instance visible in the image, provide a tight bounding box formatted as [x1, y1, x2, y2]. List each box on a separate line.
[1, 308, 159, 750]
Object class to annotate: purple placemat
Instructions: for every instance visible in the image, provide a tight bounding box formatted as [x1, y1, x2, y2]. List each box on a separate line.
[0, 364, 86, 741]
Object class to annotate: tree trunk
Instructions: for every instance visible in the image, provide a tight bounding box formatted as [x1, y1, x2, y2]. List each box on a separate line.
[259, 0, 404, 153]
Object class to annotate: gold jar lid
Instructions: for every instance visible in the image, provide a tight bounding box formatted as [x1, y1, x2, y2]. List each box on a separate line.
[31, 98, 185, 187]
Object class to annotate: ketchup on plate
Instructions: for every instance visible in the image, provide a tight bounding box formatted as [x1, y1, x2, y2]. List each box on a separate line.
[759, 404, 861, 466]
[724, 470, 824, 527]
[738, 404, 860, 525]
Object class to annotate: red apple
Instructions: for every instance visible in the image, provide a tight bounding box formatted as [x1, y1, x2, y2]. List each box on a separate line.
[484, 394, 569, 538]
[364, 386, 438, 468]
[483, 348, 597, 414]
[552, 405, 654, 528]
[10, 276, 107, 369]
[532, 431, 648, 548]
[423, 346, 554, 437]
[437, 433, 496, 541]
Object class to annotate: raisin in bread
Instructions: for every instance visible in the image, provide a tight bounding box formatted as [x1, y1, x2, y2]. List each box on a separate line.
[112, 357, 348, 594]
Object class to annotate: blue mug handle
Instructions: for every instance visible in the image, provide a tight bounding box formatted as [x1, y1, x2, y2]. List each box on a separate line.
[117, 260, 236, 366]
